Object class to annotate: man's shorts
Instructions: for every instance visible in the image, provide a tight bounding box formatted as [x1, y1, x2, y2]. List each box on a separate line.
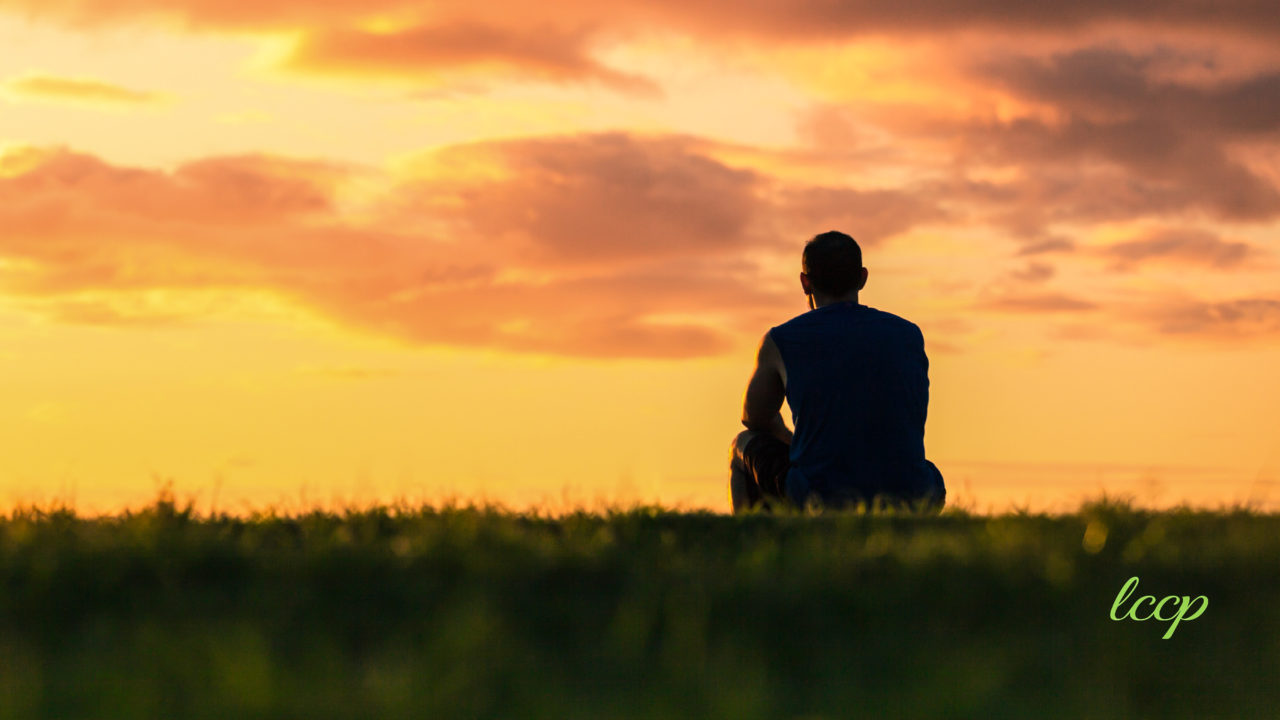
[730, 429, 946, 513]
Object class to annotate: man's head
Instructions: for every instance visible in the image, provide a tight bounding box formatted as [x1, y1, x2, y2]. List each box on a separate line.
[800, 230, 868, 306]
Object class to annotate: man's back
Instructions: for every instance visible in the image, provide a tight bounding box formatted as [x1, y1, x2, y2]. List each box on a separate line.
[769, 300, 943, 507]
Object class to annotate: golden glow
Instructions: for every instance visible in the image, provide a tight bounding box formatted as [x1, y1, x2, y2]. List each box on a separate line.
[2, 8, 1279, 515]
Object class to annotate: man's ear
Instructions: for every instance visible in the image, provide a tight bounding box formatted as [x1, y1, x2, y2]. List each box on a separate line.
[800, 272, 812, 295]
[857, 267, 869, 291]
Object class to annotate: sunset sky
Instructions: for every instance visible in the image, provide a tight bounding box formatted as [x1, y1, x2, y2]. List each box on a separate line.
[2, 1, 1278, 514]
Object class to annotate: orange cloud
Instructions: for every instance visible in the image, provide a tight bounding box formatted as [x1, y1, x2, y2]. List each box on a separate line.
[283, 23, 659, 95]
[769, 185, 946, 246]
[1007, 261, 1055, 284]
[979, 293, 1099, 313]
[6, 0, 1280, 38]
[0, 135, 942, 358]
[1017, 237, 1076, 256]
[1140, 297, 1280, 338]
[4, 74, 164, 105]
[923, 46, 1280, 238]
[762, 41, 1277, 255]
[1101, 228, 1256, 271]
[7, 1, 1278, 109]
[384, 133, 768, 268]
[8, 125, 1275, 354]
[0, 0, 420, 30]
[977, 282, 1280, 343]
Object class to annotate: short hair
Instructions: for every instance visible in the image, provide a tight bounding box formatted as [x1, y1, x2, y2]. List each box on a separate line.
[802, 230, 863, 296]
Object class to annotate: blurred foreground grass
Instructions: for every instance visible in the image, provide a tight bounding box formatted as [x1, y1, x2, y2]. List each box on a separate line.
[1, 492, 1277, 719]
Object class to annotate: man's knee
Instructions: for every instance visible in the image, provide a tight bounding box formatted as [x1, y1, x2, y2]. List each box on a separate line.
[729, 430, 765, 514]
[730, 429, 761, 467]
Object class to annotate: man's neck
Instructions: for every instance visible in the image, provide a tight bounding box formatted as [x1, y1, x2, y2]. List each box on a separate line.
[812, 293, 860, 309]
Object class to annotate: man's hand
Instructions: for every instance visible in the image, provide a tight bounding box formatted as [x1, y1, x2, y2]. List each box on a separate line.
[741, 331, 791, 444]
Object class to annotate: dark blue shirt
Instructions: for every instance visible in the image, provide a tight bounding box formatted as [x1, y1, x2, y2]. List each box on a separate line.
[769, 301, 943, 507]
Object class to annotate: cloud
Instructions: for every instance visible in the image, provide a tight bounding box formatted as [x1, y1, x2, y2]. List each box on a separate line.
[388, 133, 768, 268]
[1008, 261, 1055, 283]
[1017, 237, 1076, 256]
[0, 147, 340, 227]
[654, 0, 1280, 40]
[282, 23, 660, 96]
[814, 45, 1280, 242]
[0, 0, 417, 30]
[979, 292, 1099, 313]
[767, 184, 947, 246]
[978, 47, 1280, 138]
[0, 149, 348, 297]
[980, 289, 1280, 343]
[945, 47, 1280, 229]
[939, 122, 1280, 233]
[0, 134, 939, 358]
[7, 0, 1280, 38]
[4, 74, 165, 105]
[7, 1, 1279, 119]
[1101, 228, 1255, 271]
[1141, 297, 1280, 338]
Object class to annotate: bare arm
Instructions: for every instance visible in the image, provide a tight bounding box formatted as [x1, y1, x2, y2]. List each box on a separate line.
[741, 331, 793, 444]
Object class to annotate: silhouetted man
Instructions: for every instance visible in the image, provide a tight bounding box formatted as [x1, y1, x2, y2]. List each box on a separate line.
[729, 230, 945, 513]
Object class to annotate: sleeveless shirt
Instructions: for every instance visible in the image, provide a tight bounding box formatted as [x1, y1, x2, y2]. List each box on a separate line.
[769, 301, 943, 506]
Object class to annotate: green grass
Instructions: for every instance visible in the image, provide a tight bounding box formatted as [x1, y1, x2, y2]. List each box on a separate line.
[1, 491, 1277, 719]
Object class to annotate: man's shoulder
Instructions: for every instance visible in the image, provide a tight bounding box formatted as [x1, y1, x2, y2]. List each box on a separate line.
[864, 306, 924, 335]
[772, 304, 922, 334]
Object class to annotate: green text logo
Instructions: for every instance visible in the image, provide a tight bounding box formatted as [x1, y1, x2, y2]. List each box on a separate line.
[1110, 576, 1208, 639]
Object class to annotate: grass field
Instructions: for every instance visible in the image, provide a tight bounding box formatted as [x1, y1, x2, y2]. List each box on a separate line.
[1, 491, 1277, 719]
